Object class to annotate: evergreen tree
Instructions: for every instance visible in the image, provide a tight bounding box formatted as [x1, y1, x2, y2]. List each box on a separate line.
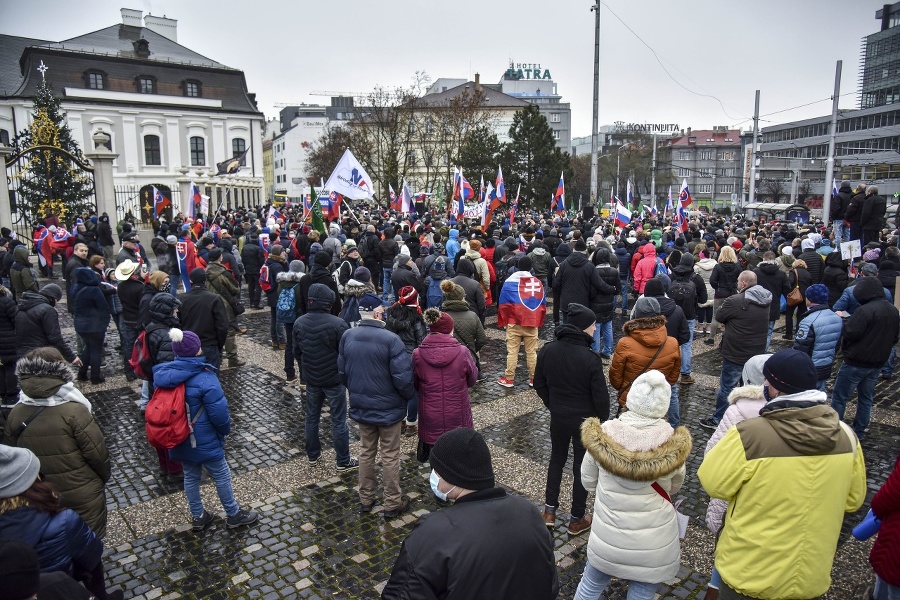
[501, 104, 570, 211]
[457, 125, 501, 184]
[12, 81, 94, 225]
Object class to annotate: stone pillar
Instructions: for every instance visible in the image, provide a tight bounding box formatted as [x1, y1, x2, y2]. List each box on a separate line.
[0, 146, 13, 230]
[84, 129, 119, 221]
[176, 166, 191, 217]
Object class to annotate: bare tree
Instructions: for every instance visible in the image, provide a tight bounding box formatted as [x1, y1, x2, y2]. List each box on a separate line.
[762, 178, 787, 203]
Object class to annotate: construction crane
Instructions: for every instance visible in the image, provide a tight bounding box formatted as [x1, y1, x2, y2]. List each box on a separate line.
[309, 91, 363, 98]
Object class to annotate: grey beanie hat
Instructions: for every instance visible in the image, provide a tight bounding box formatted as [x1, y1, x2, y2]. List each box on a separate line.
[38, 284, 63, 301]
[289, 260, 305, 274]
[0, 445, 40, 498]
[631, 296, 661, 319]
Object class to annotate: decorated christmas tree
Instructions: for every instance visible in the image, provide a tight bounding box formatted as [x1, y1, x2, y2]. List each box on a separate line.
[12, 79, 95, 225]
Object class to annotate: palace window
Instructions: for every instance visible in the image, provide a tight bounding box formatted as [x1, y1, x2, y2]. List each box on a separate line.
[144, 135, 161, 165]
[190, 136, 205, 166]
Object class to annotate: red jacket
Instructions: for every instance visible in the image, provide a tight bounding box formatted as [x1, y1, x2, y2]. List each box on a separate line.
[411, 333, 477, 445]
[633, 244, 658, 295]
[872, 452, 900, 585]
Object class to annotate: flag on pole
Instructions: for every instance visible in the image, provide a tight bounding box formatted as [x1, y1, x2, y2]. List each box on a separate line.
[435, 180, 445, 212]
[400, 180, 414, 213]
[482, 183, 494, 227]
[152, 186, 171, 216]
[552, 172, 565, 214]
[323, 148, 374, 200]
[479, 174, 486, 203]
[389, 184, 401, 212]
[615, 200, 632, 228]
[679, 178, 693, 209]
[832, 178, 838, 198]
[319, 191, 342, 221]
[189, 180, 202, 218]
[495, 165, 506, 206]
[309, 185, 327, 236]
[665, 186, 673, 218]
[453, 167, 473, 218]
[510, 184, 520, 221]
[626, 180, 634, 210]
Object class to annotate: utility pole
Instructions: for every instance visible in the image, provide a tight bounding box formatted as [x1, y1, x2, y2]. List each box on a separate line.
[822, 60, 842, 227]
[589, 2, 601, 210]
[747, 90, 760, 208]
[650, 133, 657, 206]
[616, 151, 621, 200]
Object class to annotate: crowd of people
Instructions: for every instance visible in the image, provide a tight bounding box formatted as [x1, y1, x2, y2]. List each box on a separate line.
[0, 178, 899, 599]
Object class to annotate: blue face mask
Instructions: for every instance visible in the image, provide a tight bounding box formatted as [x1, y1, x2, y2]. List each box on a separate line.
[430, 470, 455, 502]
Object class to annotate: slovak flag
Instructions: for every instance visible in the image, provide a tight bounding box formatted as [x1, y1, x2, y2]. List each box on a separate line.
[496, 165, 506, 206]
[326, 191, 342, 220]
[389, 184, 401, 212]
[497, 271, 547, 328]
[453, 167, 475, 202]
[482, 183, 494, 227]
[679, 178, 693, 209]
[665, 187, 673, 217]
[626, 179, 634, 209]
[615, 200, 632, 228]
[552, 172, 565, 214]
[650, 202, 658, 217]
[510, 183, 520, 222]
[675, 205, 689, 233]
[152, 186, 171, 217]
[400, 180, 414, 213]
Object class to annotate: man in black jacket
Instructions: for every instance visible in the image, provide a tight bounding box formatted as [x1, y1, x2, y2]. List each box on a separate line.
[861, 184, 887, 246]
[382, 429, 558, 600]
[590, 249, 621, 358]
[389, 255, 421, 304]
[298, 251, 342, 317]
[15, 284, 80, 367]
[360, 225, 381, 291]
[378, 228, 399, 302]
[753, 252, 791, 351]
[64, 243, 89, 315]
[553, 240, 615, 324]
[240, 233, 265, 309]
[670, 254, 708, 384]
[292, 284, 355, 470]
[534, 303, 608, 536]
[115, 259, 143, 379]
[178, 268, 228, 369]
[831, 276, 900, 439]
[699, 271, 772, 430]
[264, 245, 288, 348]
[798, 238, 824, 283]
[831, 180, 854, 244]
[845, 183, 867, 242]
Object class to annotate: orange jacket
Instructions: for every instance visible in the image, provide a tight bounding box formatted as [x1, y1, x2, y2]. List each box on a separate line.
[609, 315, 680, 407]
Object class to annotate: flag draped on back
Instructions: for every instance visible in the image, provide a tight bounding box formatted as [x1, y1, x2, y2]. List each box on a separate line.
[33, 227, 51, 267]
[323, 149, 374, 200]
[176, 239, 206, 292]
[498, 271, 547, 328]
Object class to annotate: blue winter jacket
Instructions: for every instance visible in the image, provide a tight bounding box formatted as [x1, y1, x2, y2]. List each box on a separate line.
[614, 247, 631, 281]
[833, 281, 892, 314]
[0, 507, 102, 575]
[152, 356, 231, 463]
[71, 267, 111, 334]
[793, 304, 843, 380]
[339, 320, 414, 426]
[445, 230, 460, 263]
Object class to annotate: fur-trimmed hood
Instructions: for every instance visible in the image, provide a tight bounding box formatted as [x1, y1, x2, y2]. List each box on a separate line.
[276, 271, 305, 284]
[622, 315, 669, 348]
[581, 417, 692, 482]
[16, 354, 74, 382]
[728, 384, 765, 406]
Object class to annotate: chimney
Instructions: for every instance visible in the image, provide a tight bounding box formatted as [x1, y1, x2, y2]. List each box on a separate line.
[474, 73, 481, 89]
[143, 14, 178, 42]
[686, 127, 692, 137]
[121, 8, 143, 27]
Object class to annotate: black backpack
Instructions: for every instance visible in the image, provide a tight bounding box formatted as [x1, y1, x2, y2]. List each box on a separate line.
[668, 279, 697, 312]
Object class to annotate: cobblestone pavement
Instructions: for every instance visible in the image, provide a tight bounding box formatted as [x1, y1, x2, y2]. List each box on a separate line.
[44, 283, 900, 599]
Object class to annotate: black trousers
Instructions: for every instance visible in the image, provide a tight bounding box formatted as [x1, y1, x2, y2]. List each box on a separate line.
[545, 416, 588, 519]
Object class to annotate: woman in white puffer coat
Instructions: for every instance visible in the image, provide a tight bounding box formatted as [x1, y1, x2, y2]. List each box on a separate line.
[576, 370, 692, 600]
[701, 353, 769, 600]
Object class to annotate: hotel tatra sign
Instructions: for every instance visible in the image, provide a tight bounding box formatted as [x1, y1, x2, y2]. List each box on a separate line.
[506, 62, 552, 80]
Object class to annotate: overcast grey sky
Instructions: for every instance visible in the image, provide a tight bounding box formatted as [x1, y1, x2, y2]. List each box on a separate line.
[1, 0, 877, 136]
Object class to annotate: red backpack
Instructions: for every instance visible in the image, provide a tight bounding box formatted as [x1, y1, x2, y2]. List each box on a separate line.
[145, 383, 205, 449]
[128, 324, 165, 380]
[259, 264, 272, 293]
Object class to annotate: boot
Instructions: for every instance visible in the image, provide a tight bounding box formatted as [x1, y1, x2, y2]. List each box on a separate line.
[227, 357, 246, 368]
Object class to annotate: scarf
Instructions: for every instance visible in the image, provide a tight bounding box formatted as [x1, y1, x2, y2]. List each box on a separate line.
[19, 381, 93, 413]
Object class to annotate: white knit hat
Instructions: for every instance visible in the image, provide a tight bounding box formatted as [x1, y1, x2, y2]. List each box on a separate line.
[626, 370, 671, 419]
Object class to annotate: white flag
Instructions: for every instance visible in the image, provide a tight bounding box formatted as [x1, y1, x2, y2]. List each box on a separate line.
[323, 149, 374, 200]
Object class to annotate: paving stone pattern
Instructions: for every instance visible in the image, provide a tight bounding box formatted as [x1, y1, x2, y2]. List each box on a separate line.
[41, 282, 899, 599]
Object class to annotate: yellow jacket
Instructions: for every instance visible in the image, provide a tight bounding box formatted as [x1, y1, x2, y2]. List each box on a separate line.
[698, 401, 866, 599]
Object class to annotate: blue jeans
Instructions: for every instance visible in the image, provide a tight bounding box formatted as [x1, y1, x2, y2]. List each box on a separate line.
[831, 362, 880, 438]
[592, 320, 613, 355]
[713, 359, 744, 423]
[382, 267, 394, 301]
[619, 278, 629, 312]
[305, 383, 351, 466]
[573, 561, 658, 600]
[669, 382, 680, 428]
[765, 321, 775, 353]
[78, 332, 104, 381]
[407, 390, 419, 424]
[182, 456, 240, 519]
[269, 307, 286, 345]
[140, 380, 151, 410]
[882, 346, 896, 377]
[876, 575, 900, 600]
[681, 319, 695, 375]
[709, 565, 722, 589]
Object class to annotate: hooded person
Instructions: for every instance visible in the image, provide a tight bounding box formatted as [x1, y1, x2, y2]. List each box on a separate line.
[464, 240, 492, 305]
[412, 309, 478, 462]
[610, 296, 681, 409]
[576, 370, 692, 598]
[450, 257, 486, 323]
[439, 279, 486, 369]
[3, 346, 111, 538]
[698, 350, 866, 600]
[340, 266, 380, 326]
[382, 428, 559, 599]
[385, 285, 428, 435]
